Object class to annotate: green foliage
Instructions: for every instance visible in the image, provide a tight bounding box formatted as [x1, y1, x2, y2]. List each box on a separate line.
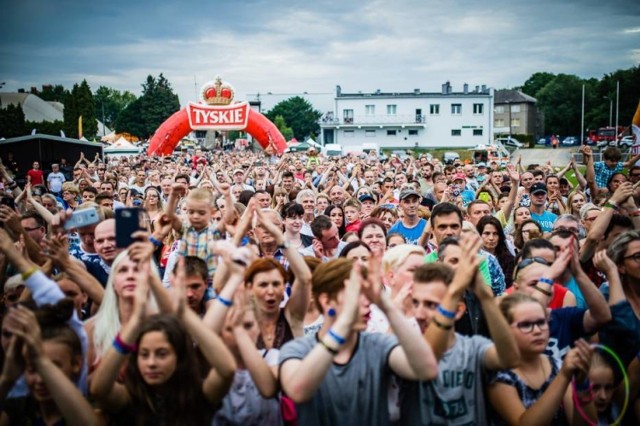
[265, 96, 321, 140]
[93, 86, 137, 132]
[273, 115, 294, 141]
[519, 65, 640, 137]
[30, 84, 68, 102]
[26, 120, 64, 136]
[0, 104, 27, 138]
[63, 80, 97, 139]
[115, 74, 180, 139]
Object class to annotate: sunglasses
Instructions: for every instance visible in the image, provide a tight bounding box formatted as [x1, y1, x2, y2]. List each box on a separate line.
[514, 257, 550, 275]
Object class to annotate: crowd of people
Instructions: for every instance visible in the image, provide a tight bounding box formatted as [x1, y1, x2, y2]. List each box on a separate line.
[0, 142, 639, 425]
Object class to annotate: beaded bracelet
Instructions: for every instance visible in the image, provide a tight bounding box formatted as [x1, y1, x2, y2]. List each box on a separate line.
[436, 305, 456, 319]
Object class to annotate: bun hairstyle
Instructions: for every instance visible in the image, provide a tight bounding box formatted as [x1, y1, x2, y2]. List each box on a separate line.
[35, 299, 82, 358]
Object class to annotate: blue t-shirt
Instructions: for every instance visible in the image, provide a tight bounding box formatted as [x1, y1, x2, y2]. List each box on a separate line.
[530, 210, 557, 233]
[546, 307, 587, 360]
[564, 277, 587, 309]
[389, 218, 427, 245]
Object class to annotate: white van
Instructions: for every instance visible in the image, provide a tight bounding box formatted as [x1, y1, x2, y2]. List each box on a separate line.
[322, 144, 343, 157]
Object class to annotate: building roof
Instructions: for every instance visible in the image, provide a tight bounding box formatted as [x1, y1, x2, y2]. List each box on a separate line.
[0, 92, 111, 133]
[494, 89, 537, 104]
[0, 134, 102, 147]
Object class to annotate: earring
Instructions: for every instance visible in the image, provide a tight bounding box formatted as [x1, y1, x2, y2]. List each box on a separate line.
[327, 308, 336, 317]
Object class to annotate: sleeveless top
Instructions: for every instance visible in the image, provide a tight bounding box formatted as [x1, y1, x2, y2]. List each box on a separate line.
[256, 308, 294, 350]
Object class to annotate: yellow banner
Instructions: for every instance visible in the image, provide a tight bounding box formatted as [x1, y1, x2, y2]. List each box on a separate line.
[78, 115, 83, 139]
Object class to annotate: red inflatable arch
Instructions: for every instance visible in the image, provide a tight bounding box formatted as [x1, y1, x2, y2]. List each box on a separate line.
[147, 76, 286, 156]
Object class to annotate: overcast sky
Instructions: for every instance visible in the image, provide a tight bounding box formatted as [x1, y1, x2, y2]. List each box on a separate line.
[1, 0, 638, 110]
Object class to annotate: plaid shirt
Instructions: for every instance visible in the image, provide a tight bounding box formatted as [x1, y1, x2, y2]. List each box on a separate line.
[177, 223, 220, 278]
[594, 161, 623, 189]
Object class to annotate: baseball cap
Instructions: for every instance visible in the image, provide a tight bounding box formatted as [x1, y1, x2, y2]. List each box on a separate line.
[452, 173, 466, 182]
[476, 162, 487, 168]
[358, 194, 376, 203]
[233, 169, 244, 175]
[399, 189, 421, 201]
[530, 183, 547, 195]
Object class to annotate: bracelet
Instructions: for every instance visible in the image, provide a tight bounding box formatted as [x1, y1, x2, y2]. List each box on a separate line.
[538, 277, 554, 286]
[437, 305, 456, 319]
[318, 338, 339, 356]
[327, 328, 346, 345]
[148, 235, 162, 247]
[216, 295, 233, 307]
[432, 317, 454, 330]
[113, 334, 137, 355]
[21, 267, 38, 281]
[604, 202, 618, 210]
[574, 378, 591, 392]
[531, 285, 553, 297]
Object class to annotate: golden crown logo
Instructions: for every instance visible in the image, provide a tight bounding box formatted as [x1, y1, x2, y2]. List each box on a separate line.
[201, 76, 235, 106]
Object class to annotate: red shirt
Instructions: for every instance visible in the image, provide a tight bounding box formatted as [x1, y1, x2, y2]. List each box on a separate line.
[505, 282, 567, 309]
[27, 169, 44, 186]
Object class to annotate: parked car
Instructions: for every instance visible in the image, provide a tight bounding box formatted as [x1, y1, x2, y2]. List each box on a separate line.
[391, 150, 411, 161]
[562, 136, 579, 146]
[536, 137, 548, 145]
[619, 135, 636, 148]
[495, 137, 524, 149]
[443, 151, 460, 165]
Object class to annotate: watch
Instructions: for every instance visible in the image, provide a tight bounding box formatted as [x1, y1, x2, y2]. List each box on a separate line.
[276, 241, 291, 250]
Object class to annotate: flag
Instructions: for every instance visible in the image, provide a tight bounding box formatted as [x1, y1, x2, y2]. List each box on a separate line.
[78, 115, 83, 139]
[633, 100, 640, 141]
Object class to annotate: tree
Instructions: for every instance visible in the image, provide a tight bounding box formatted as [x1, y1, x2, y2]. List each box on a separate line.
[536, 74, 586, 137]
[115, 97, 146, 138]
[26, 120, 64, 136]
[273, 115, 294, 141]
[63, 80, 97, 139]
[93, 86, 137, 131]
[31, 84, 68, 103]
[519, 72, 556, 98]
[265, 96, 321, 140]
[0, 104, 27, 138]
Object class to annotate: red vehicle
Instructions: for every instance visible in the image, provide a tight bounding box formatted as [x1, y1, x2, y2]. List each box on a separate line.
[588, 126, 624, 144]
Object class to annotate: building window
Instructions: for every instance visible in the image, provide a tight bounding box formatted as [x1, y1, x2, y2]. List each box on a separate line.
[495, 119, 505, 127]
[387, 130, 397, 136]
[344, 130, 355, 138]
[451, 129, 461, 136]
[511, 118, 520, 127]
[343, 109, 354, 124]
[511, 104, 521, 113]
[473, 103, 484, 114]
[365, 130, 376, 137]
[365, 105, 375, 115]
[473, 129, 483, 136]
[387, 104, 397, 115]
[408, 129, 418, 135]
[451, 104, 461, 115]
[495, 105, 505, 113]
[429, 104, 440, 115]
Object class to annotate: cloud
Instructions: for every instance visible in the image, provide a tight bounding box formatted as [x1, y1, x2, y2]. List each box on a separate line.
[0, 0, 638, 107]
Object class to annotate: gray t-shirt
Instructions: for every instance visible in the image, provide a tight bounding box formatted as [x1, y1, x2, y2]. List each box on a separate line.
[279, 332, 398, 426]
[400, 333, 492, 426]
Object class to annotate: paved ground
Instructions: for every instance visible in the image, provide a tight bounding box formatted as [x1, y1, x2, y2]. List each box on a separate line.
[510, 147, 574, 168]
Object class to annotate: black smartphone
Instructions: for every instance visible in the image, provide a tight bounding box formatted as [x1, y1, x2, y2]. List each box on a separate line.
[115, 207, 144, 248]
[0, 197, 16, 210]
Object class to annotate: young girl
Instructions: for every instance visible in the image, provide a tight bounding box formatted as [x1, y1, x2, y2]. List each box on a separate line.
[489, 293, 596, 425]
[0, 301, 98, 425]
[90, 260, 236, 424]
[588, 351, 622, 424]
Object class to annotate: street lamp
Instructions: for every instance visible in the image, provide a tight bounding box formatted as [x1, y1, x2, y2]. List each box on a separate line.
[603, 96, 612, 127]
[506, 100, 512, 139]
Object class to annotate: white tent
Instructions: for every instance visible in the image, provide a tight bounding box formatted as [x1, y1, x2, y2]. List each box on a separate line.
[305, 137, 322, 148]
[108, 137, 136, 149]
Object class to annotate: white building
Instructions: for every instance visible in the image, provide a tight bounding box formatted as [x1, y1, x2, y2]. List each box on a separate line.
[318, 82, 494, 151]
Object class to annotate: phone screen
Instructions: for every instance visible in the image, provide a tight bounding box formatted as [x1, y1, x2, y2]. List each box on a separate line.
[115, 208, 144, 248]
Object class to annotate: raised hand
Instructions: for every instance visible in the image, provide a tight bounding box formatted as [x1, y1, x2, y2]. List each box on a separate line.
[560, 338, 593, 380]
[449, 234, 483, 296]
[593, 250, 617, 276]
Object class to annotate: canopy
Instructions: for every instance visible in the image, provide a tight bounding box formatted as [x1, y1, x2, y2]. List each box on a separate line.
[287, 141, 315, 152]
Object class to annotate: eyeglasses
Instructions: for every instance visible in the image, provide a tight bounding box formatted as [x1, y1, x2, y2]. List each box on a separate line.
[512, 318, 548, 334]
[623, 253, 640, 263]
[514, 257, 549, 275]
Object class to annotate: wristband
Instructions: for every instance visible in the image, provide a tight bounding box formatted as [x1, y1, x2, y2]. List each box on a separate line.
[574, 378, 591, 392]
[148, 235, 162, 247]
[216, 295, 233, 307]
[532, 285, 553, 297]
[113, 334, 137, 355]
[318, 338, 339, 355]
[538, 277, 554, 286]
[327, 328, 346, 345]
[432, 317, 454, 330]
[21, 267, 38, 281]
[604, 202, 618, 210]
[437, 305, 456, 319]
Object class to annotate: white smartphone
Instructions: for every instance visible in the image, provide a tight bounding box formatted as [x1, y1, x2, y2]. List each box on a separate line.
[64, 208, 100, 230]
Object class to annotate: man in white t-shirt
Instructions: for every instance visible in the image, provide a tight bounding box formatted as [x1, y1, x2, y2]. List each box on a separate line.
[47, 163, 66, 195]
